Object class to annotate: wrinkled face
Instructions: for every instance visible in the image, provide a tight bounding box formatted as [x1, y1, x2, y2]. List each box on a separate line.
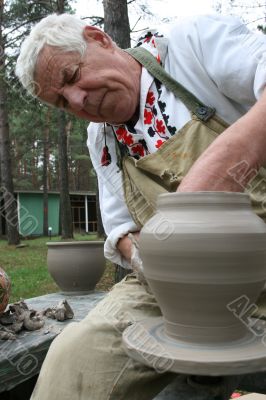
[34, 27, 141, 124]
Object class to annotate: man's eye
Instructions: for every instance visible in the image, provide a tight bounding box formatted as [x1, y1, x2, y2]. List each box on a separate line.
[60, 97, 68, 110]
[68, 68, 80, 84]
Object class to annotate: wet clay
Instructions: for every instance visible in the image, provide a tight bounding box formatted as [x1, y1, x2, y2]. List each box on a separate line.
[47, 241, 105, 294]
[139, 192, 266, 344]
[123, 316, 266, 375]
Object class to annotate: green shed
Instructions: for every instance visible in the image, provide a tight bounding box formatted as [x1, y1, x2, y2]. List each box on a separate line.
[14, 191, 97, 237]
[17, 192, 60, 236]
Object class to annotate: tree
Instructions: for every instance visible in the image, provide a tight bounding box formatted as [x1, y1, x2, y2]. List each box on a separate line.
[103, 0, 130, 48]
[102, 0, 131, 239]
[56, 0, 73, 239]
[58, 111, 73, 238]
[43, 108, 50, 236]
[103, 0, 132, 281]
[0, 0, 20, 245]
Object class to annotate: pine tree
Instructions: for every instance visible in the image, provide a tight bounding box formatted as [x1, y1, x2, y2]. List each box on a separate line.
[0, 0, 20, 245]
[103, 0, 132, 281]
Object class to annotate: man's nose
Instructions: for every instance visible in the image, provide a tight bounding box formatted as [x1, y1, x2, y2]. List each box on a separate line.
[63, 86, 87, 110]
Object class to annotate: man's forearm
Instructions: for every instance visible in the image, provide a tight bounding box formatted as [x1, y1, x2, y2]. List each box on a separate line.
[178, 87, 266, 192]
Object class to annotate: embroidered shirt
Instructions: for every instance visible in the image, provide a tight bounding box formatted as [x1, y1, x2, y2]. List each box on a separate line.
[112, 31, 177, 159]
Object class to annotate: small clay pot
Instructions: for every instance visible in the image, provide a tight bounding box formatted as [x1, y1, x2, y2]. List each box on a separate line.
[47, 241, 105, 295]
[140, 192, 266, 344]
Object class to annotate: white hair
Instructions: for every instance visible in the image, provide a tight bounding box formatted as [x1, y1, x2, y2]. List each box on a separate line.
[15, 13, 88, 96]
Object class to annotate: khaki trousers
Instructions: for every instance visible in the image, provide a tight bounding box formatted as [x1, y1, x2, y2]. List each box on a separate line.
[30, 274, 175, 400]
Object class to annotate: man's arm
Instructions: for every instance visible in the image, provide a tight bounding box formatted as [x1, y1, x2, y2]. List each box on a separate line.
[178, 87, 266, 192]
[87, 123, 139, 267]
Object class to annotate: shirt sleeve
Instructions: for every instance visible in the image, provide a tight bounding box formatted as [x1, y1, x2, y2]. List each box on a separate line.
[168, 14, 266, 105]
[87, 122, 138, 268]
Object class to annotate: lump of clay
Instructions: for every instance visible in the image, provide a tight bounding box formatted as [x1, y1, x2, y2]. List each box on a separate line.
[43, 300, 74, 321]
[0, 300, 45, 339]
[0, 299, 74, 340]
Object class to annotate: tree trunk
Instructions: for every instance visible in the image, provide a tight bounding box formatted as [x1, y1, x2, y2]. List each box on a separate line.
[96, 180, 105, 238]
[0, 1, 20, 245]
[31, 148, 37, 188]
[55, 0, 73, 239]
[103, 0, 132, 281]
[103, 0, 131, 48]
[57, 0, 65, 14]
[58, 110, 73, 239]
[43, 109, 50, 236]
[0, 155, 2, 236]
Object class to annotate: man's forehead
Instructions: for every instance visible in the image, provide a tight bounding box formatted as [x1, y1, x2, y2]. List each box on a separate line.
[36, 45, 79, 70]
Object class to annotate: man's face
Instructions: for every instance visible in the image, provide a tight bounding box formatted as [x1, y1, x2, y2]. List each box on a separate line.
[34, 27, 141, 124]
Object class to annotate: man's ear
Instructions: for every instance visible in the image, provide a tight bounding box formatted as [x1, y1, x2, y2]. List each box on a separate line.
[83, 26, 113, 48]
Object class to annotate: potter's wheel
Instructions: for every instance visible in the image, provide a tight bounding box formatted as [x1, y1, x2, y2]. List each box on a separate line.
[123, 317, 266, 375]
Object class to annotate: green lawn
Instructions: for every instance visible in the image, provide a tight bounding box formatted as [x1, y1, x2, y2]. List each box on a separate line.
[0, 235, 115, 302]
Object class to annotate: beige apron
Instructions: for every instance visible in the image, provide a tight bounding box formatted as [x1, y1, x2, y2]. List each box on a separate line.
[122, 47, 266, 228]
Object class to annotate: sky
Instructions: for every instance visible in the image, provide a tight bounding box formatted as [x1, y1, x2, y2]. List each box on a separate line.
[74, 0, 215, 25]
[73, 0, 265, 33]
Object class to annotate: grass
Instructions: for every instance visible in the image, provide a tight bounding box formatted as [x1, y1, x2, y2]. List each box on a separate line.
[0, 235, 115, 303]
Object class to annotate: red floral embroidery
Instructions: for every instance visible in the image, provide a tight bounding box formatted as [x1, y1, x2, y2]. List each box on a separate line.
[132, 144, 145, 157]
[156, 119, 166, 134]
[123, 132, 134, 146]
[155, 140, 165, 149]
[156, 54, 161, 64]
[115, 127, 133, 146]
[116, 127, 127, 141]
[146, 91, 155, 106]
[144, 109, 153, 124]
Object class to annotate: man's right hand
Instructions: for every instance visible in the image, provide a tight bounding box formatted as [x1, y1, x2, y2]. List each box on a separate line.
[117, 232, 140, 263]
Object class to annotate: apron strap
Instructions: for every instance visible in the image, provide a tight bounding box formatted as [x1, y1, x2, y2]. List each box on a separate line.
[125, 47, 216, 122]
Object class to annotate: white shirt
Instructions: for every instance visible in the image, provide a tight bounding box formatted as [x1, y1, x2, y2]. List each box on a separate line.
[87, 14, 266, 267]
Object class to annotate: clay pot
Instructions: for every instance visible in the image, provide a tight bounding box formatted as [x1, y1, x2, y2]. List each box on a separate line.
[139, 192, 266, 344]
[47, 241, 105, 295]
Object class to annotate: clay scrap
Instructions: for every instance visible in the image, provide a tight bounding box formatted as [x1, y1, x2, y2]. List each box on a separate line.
[0, 299, 74, 340]
[43, 300, 74, 321]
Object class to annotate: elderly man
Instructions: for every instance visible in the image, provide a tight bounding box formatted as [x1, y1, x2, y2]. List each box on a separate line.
[16, 12, 266, 400]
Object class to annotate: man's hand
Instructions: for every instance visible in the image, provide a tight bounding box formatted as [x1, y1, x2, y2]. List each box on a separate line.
[178, 88, 266, 193]
[117, 231, 140, 263]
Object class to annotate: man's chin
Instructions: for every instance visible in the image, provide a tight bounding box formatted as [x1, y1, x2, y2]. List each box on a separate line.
[67, 109, 91, 121]
[106, 119, 124, 125]
[71, 108, 135, 125]
[106, 112, 137, 125]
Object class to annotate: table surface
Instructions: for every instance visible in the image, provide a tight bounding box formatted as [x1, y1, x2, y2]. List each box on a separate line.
[0, 291, 106, 393]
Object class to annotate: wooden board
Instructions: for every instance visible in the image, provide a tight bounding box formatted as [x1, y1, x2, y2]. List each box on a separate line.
[0, 291, 106, 393]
